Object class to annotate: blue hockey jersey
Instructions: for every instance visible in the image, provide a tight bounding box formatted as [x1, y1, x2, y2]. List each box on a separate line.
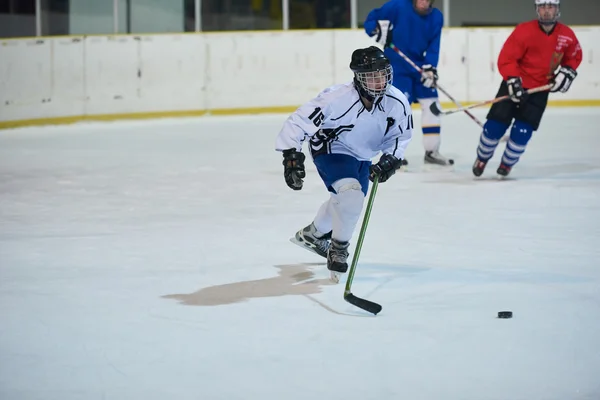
[364, 0, 443, 77]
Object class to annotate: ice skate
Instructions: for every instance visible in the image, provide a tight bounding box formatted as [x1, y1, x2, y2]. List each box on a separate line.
[424, 150, 454, 166]
[472, 158, 488, 177]
[289, 223, 331, 258]
[327, 239, 350, 283]
[496, 163, 512, 178]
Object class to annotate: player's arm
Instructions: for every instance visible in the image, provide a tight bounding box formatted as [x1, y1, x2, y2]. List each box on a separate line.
[364, 0, 399, 45]
[551, 30, 583, 93]
[275, 95, 332, 191]
[497, 26, 526, 80]
[381, 111, 413, 162]
[370, 109, 413, 183]
[275, 96, 331, 152]
[421, 12, 443, 88]
[562, 33, 583, 70]
[497, 25, 528, 102]
[423, 13, 443, 67]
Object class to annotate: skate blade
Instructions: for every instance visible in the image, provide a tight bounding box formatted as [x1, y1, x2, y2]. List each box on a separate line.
[329, 271, 341, 284]
[289, 237, 327, 259]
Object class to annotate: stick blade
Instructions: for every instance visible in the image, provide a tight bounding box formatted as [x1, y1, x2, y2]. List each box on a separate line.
[429, 101, 442, 116]
[344, 293, 382, 315]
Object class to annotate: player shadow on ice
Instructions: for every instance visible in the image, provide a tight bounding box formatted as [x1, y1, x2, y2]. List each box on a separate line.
[162, 263, 335, 306]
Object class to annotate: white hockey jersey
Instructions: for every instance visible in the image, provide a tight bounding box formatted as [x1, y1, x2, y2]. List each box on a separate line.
[275, 82, 413, 161]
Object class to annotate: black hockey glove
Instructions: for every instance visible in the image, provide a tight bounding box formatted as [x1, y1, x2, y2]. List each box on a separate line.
[282, 149, 306, 191]
[369, 154, 402, 183]
[506, 77, 527, 103]
[421, 64, 438, 88]
[551, 66, 577, 93]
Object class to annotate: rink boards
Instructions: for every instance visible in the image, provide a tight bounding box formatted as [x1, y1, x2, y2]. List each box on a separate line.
[1, 27, 599, 129]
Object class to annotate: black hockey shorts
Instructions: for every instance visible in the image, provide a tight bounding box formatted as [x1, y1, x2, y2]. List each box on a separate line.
[486, 80, 549, 131]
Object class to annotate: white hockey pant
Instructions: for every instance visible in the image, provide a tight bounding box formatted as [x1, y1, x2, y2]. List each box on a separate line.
[418, 97, 442, 152]
[313, 178, 364, 243]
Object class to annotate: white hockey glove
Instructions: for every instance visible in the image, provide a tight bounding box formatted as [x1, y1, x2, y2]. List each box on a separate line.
[421, 65, 438, 88]
[371, 20, 393, 48]
[550, 66, 577, 93]
[506, 77, 527, 103]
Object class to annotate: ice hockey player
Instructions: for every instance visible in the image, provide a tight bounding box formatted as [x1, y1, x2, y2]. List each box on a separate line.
[275, 46, 413, 280]
[473, 0, 582, 177]
[364, 0, 453, 166]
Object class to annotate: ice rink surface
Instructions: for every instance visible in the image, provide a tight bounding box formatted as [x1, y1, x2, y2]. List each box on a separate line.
[1, 107, 599, 400]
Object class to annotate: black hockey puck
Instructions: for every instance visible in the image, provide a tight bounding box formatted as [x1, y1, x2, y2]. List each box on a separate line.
[497, 311, 513, 319]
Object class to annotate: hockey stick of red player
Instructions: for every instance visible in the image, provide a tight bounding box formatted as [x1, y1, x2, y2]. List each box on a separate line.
[389, 43, 484, 128]
[428, 84, 554, 117]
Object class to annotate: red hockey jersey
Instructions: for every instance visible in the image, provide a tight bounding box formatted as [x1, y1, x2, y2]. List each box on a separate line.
[497, 20, 582, 89]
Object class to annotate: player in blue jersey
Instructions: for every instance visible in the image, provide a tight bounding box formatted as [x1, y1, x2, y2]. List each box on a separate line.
[364, 0, 453, 166]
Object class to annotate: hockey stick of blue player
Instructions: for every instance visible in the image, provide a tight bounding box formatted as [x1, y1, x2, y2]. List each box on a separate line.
[343, 175, 382, 315]
[389, 43, 485, 129]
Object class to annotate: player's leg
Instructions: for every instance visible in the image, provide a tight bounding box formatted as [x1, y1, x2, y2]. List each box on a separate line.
[496, 121, 533, 177]
[292, 197, 332, 258]
[415, 82, 454, 165]
[312, 154, 370, 274]
[473, 81, 514, 176]
[497, 90, 549, 176]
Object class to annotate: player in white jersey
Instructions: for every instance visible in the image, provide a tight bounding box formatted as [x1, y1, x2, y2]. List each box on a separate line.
[275, 46, 413, 276]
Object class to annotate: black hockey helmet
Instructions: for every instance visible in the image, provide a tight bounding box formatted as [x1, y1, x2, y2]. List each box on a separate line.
[349, 46, 393, 101]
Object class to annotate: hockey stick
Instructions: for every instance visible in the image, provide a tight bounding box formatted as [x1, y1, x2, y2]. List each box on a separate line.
[344, 175, 382, 315]
[429, 83, 554, 117]
[389, 43, 484, 128]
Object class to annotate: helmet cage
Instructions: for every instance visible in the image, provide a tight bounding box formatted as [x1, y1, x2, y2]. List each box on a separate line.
[354, 65, 393, 100]
[535, 0, 560, 25]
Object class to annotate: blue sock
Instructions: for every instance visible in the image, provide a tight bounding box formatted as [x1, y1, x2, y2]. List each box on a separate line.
[477, 119, 509, 161]
[501, 120, 533, 167]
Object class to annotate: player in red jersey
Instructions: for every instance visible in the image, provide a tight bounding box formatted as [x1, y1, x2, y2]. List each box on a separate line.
[472, 0, 582, 177]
